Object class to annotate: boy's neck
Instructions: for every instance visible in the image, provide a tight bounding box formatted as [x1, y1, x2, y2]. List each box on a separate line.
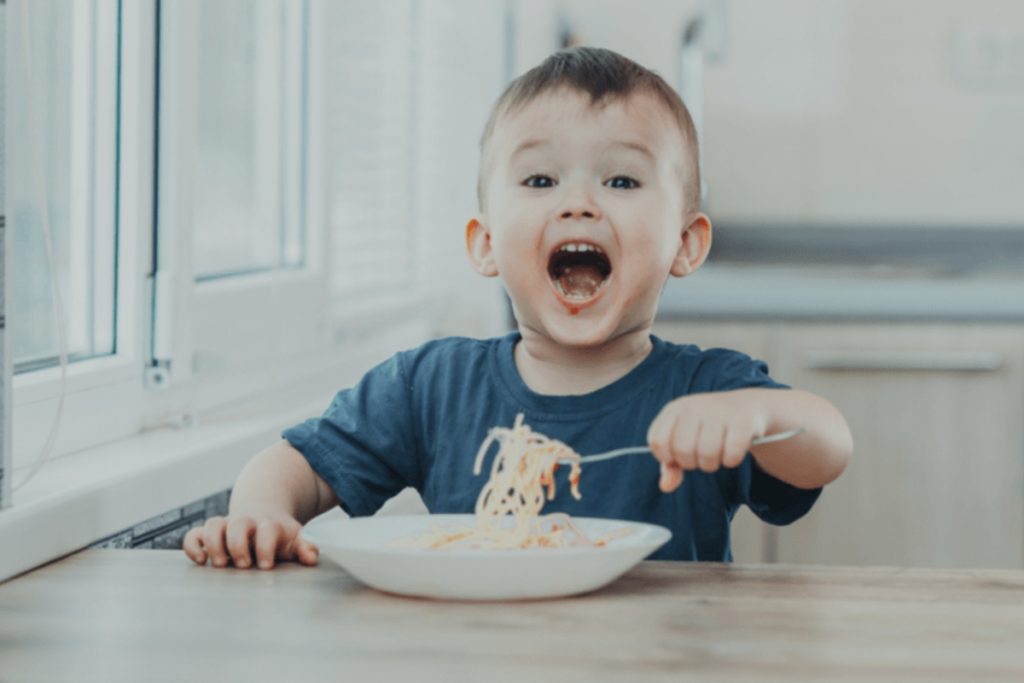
[513, 327, 654, 396]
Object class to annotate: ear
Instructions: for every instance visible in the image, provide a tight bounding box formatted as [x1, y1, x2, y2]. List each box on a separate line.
[669, 212, 712, 277]
[465, 217, 499, 277]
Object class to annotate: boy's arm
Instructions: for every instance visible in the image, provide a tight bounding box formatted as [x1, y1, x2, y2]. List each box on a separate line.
[228, 439, 339, 521]
[182, 440, 339, 570]
[743, 388, 853, 490]
[649, 387, 853, 493]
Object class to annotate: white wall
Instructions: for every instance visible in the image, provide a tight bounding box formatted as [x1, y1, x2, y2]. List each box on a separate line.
[702, 0, 1024, 226]
[417, 0, 511, 338]
[509, 0, 1024, 228]
[523, 0, 703, 79]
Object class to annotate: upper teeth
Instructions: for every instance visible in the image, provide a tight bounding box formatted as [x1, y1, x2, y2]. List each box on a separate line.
[559, 242, 603, 254]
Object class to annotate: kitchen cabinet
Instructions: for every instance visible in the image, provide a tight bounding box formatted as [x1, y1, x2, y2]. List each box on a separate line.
[772, 323, 1024, 569]
[654, 320, 1024, 569]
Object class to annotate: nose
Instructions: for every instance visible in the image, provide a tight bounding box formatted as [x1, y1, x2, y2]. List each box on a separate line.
[557, 183, 602, 221]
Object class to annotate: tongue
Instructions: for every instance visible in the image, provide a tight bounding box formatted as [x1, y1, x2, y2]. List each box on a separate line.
[558, 265, 604, 299]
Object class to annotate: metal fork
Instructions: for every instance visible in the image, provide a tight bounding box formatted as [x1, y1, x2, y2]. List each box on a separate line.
[565, 427, 805, 464]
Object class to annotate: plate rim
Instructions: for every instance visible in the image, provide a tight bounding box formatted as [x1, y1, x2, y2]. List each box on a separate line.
[302, 513, 672, 559]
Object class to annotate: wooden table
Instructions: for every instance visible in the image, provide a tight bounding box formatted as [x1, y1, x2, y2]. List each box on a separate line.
[2, 550, 1024, 682]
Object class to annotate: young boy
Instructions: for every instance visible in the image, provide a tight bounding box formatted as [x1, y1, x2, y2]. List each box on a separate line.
[183, 47, 852, 570]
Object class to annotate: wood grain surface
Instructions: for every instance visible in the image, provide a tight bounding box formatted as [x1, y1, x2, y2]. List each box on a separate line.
[2, 550, 1024, 682]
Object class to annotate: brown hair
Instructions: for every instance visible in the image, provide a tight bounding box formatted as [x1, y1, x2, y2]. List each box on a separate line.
[478, 46, 701, 212]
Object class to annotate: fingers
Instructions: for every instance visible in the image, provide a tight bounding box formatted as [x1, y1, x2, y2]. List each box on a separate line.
[253, 518, 315, 570]
[659, 462, 684, 493]
[184, 515, 313, 571]
[647, 409, 675, 466]
[649, 398, 761, 490]
[649, 408, 703, 472]
[722, 425, 751, 469]
[253, 519, 285, 570]
[670, 416, 701, 472]
[292, 536, 320, 567]
[182, 527, 207, 565]
[696, 423, 730, 473]
[271, 519, 318, 567]
[200, 516, 231, 568]
[226, 517, 258, 568]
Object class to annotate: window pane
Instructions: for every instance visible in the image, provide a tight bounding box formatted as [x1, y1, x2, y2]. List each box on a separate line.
[192, 0, 306, 281]
[9, 0, 118, 371]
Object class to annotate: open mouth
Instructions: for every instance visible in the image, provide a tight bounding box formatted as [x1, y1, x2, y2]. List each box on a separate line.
[547, 241, 613, 302]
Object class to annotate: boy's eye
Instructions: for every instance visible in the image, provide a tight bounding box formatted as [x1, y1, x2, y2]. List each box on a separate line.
[523, 174, 556, 189]
[606, 176, 640, 190]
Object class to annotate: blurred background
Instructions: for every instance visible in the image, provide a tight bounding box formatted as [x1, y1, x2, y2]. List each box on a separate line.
[4, 0, 1024, 573]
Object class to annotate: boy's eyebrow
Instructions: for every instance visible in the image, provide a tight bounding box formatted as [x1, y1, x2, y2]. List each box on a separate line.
[509, 139, 657, 162]
[510, 139, 551, 160]
[608, 141, 656, 161]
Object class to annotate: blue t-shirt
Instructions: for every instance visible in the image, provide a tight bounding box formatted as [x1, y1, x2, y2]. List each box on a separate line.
[282, 333, 821, 561]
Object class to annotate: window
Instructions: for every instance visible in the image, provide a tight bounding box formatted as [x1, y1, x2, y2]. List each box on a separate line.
[8, 0, 119, 372]
[192, 0, 306, 281]
[9, 0, 140, 476]
[5, 0, 509, 497]
[152, 0, 328, 399]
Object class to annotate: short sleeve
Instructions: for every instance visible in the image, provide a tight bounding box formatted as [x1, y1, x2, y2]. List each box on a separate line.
[700, 348, 789, 392]
[735, 455, 822, 525]
[281, 353, 421, 517]
[699, 348, 823, 525]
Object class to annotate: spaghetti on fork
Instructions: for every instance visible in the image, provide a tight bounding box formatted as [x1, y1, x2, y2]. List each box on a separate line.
[406, 414, 630, 550]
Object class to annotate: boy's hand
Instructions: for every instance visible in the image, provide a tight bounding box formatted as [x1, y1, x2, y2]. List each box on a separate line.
[182, 511, 319, 570]
[647, 391, 769, 493]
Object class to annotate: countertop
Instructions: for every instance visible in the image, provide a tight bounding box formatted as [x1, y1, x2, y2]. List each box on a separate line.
[2, 550, 1024, 682]
[660, 263, 1024, 321]
[659, 225, 1024, 321]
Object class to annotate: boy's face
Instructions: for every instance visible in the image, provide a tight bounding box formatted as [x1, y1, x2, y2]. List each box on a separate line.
[468, 88, 710, 349]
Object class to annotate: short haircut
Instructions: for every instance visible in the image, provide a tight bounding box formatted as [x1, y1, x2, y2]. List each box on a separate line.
[477, 46, 701, 212]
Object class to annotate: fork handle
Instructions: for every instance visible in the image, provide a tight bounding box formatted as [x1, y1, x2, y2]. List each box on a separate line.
[578, 447, 651, 464]
[751, 427, 805, 447]
[574, 427, 805, 464]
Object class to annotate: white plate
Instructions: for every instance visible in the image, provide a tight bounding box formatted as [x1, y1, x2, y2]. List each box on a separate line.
[301, 514, 671, 601]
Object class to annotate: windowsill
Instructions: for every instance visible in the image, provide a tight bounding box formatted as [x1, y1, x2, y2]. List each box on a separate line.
[0, 322, 432, 583]
[0, 384, 332, 584]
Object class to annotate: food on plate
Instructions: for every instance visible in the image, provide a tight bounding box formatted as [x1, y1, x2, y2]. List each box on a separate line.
[397, 414, 632, 550]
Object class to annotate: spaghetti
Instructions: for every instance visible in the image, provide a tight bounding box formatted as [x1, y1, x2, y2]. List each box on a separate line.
[403, 414, 630, 550]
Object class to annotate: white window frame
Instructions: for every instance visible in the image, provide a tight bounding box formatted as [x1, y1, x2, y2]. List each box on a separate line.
[145, 0, 335, 420]
[9, 0, 478, 486]
[11, 0, 150, 473]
